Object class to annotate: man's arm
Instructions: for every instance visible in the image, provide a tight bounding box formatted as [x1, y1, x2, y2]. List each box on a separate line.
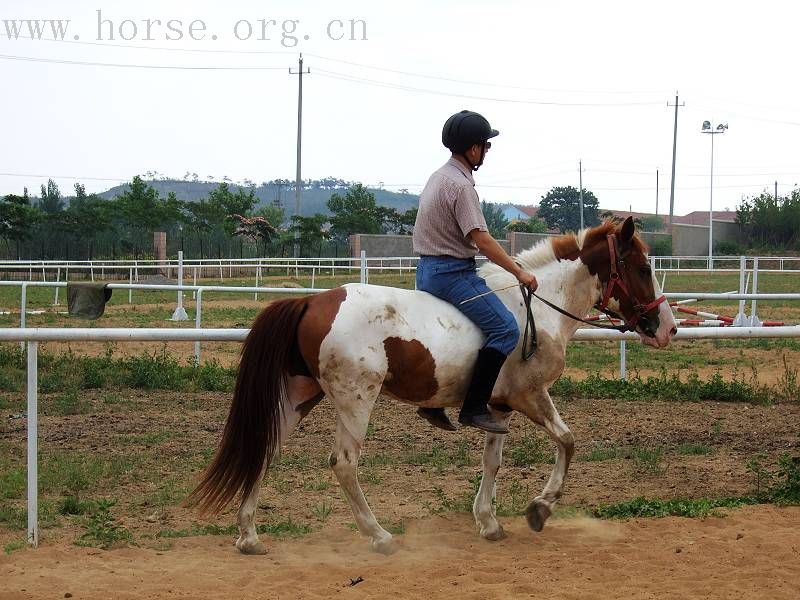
[469, 229, 538, 290]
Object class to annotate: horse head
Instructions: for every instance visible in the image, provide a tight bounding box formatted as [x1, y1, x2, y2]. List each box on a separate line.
[581, 217, 677, 348]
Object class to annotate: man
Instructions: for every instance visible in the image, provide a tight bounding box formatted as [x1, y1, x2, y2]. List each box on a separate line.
[412, 110, 538, 435]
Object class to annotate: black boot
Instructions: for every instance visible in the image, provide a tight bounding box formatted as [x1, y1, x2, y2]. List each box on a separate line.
[416, 407, 458, 432]
[458, 347, 509, 434]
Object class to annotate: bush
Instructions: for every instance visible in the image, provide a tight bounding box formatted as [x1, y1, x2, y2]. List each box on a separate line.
[714, 239, 744, 255]
[649, 238, 672, 256]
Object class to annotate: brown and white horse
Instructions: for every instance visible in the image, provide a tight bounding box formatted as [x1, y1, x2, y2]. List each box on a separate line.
[188, 218, 677, 555]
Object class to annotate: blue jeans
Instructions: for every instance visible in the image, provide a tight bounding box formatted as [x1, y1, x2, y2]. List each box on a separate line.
[416, 256, 520, 356]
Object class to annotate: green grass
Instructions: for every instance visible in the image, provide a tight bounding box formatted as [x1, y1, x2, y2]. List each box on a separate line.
[553, 370, 776, 404]
[3, 539, 26, 554]
[156, 518, 312, 540]
[593, 496, 750, 519]
[507, 434, 551, 466]
[75, 499, 134, 549]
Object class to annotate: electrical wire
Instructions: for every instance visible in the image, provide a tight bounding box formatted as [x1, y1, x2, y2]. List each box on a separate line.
[0, 53, 289, 70]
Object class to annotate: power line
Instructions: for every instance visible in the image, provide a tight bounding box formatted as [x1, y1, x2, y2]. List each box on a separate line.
[314, 68, 665, 107]
[0, 53, 289, 70]
[305, 52, 666, 96]
[0, 33, 296, 55]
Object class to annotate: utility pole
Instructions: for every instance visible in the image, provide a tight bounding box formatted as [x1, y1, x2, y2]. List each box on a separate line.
[667, 93, 685, 226]
[578, 159, 584, 230]
[656, 169, 659, 215]
[290, 54, 310, 258]
[775, 180, 778, 201]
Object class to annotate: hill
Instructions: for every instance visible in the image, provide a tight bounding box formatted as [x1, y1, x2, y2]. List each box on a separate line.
[97, 178, 420, 218]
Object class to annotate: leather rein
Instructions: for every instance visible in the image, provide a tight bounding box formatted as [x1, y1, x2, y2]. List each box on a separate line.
[520, 234, 667, 361]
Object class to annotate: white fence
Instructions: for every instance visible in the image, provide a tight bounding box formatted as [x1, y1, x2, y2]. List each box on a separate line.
[3, 254, 800, 283]
[4, 322, 800, 547]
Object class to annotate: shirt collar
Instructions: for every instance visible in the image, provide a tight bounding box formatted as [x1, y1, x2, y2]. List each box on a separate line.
[446, 157, 475, 186]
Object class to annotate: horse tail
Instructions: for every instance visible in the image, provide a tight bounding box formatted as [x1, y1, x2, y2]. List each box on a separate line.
[188, 298, 309, 515]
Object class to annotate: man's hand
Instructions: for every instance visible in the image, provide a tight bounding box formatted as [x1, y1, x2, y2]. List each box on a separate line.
[516, 269, 538, 291]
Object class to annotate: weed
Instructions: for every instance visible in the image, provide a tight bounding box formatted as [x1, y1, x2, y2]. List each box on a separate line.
[508, 434, 550, 466]
[711, 419, 724, 436]
[746, 454, 772, 495]
[312, 501, 333, 522]
[631, 447, 667, 476]
[775, 355, 799, 404]
[361, 453, 396, 467]
[126, 348, 184, 390]
[3, 539, 25, 555]
[0, 465, 25, 499]
[582, 446, 626, 462]
[278, 453, 311, 469]
[387, 521, 405, 534]
[593, 496, 748, 519]
[302, 476, 331, 491]
[359, 470, 383, 485]
[496, 479, 531, 516]
[59, 495, 93, 516]
[676, 443, 713, 456]
[75, 499, 133, 549]
[196, 360, 234, 392]
[50, 390, 91, 416]
[0, 503, 26, 529]
[769, 454, 800, 504]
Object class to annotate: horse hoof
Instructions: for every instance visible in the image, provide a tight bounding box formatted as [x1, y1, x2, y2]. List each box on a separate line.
[236, 537, 268, 555]
[481, 524, 506, 541]
[371, 536, 398, 555]
[525, 501, 551, 532]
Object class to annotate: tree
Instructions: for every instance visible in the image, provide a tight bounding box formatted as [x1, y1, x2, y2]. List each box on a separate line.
[232, 214, 279, 256]
[61, 184, 112, 259]
[255, 204, 286, 229]
[327, 184, 384, 241]
[207, 183, 257, 236]
[289, 214, 330, 256]
[481, 201, 509, 238]
[505, 217, 548, 233]
[639, 215, 665, 232]
[114, 176, 184, 257]
[38, 179, 64, 213]
[537, 186, 599, 233]
[0, 194, 41, 258]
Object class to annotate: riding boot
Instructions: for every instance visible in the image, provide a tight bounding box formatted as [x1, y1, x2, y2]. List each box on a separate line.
[416, 407, 458, 432]
[458, 347, 510, 434]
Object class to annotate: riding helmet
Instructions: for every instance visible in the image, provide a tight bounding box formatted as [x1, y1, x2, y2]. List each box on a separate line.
[441, 110, 499, 153]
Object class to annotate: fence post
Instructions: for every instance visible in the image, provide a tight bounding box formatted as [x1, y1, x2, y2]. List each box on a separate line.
[733, 256, 748, 326]
[128, 268, 133, 304]
[170, 251, 189, 321]
[360, 251, 367, 285]
[20, 282, 28, 351]
[619, 340, 627, 381]
[26, 340, 39, 547]
[54, 268, 60, 306]
[194, 288, 204, 364]
[750, 257, 762, 326]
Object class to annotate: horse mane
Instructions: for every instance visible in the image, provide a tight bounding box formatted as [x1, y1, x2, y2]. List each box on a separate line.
[478, 220, 648, 280]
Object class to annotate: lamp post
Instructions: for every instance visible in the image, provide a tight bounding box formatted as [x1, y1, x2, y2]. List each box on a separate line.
[701, 120, 728, 269]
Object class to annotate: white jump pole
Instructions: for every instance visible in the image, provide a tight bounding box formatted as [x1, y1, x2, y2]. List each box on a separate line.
[26, 341, 38, 548]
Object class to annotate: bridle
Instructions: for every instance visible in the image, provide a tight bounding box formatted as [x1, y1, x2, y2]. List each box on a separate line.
[593, 234, 667, 331]
[519, 233, 666, 361]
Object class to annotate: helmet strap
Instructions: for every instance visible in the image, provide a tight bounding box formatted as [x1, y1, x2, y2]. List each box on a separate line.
[461, 142, 487, 172]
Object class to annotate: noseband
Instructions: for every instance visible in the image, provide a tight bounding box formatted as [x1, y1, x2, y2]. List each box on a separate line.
[595, 234, 666, 331]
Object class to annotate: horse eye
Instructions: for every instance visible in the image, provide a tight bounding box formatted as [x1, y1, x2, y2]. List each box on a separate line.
[640, 265, 652, 276]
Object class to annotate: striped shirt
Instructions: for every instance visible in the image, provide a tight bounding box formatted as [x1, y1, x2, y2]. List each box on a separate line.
[412, 158, 488, 258]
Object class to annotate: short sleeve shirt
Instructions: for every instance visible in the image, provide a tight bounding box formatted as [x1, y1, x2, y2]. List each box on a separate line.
[412, 158, 488, 258]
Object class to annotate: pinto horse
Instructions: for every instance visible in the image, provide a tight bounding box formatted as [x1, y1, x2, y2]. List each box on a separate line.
[188, 217, 677, 554]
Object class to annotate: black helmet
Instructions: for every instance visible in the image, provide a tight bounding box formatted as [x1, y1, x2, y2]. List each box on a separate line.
[442, 110, 499, 154]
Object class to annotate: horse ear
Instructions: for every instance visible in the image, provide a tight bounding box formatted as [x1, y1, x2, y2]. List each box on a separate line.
[620, 216, 635, 242]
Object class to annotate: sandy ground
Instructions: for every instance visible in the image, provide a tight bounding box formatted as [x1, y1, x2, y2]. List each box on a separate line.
[2, 506, 799, 600]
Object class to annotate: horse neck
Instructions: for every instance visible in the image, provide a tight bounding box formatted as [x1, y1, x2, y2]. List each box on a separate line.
[530, 257, 601, 338]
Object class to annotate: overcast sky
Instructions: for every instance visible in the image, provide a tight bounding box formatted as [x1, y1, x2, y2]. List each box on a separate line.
[2, 0, 798, 218]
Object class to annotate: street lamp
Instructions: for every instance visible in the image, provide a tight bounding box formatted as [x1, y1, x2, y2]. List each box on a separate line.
[701, 120, 728, 268]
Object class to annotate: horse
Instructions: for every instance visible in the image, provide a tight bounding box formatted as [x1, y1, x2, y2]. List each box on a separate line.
[187, 217, 677, 555]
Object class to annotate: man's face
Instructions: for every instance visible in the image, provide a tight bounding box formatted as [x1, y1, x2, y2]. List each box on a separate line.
[465, 140, 491, 165]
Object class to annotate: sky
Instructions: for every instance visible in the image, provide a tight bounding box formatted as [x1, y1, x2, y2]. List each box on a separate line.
[1, 0, 799, 218]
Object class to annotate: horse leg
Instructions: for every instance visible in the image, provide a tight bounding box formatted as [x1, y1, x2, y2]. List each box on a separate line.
[518, 389, 575, 533]
[236, 376, 323, 555]
[473, 407, 512, 541]
[329, 407, 395, 554]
